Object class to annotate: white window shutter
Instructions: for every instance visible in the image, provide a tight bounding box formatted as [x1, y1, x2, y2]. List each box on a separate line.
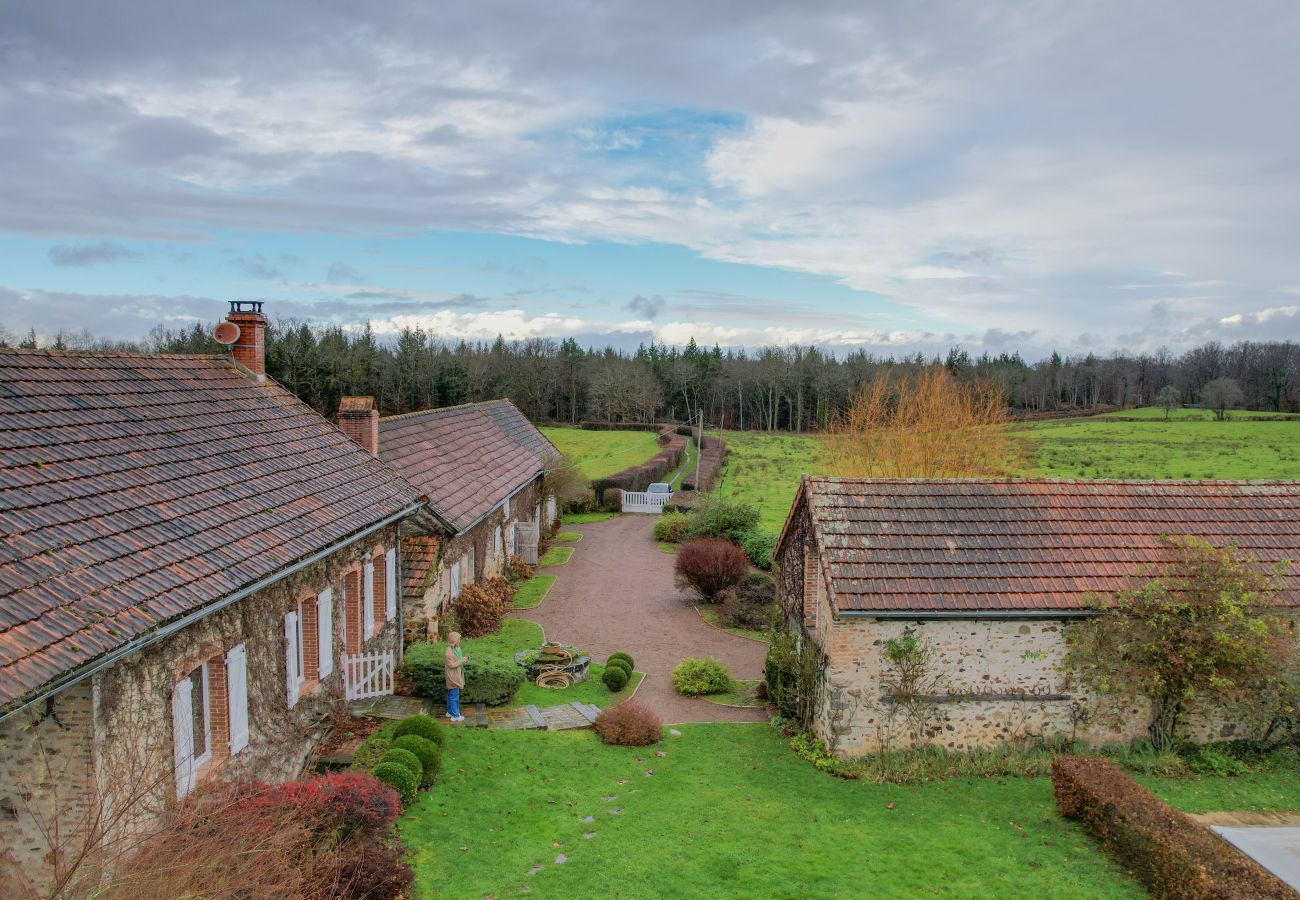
[285, 611, 299, 708]
[450, 560, 461, 599]
[385, 549, 397, 620]
[317, 589, 334, 678]
[363, 562, 376, 639]
[226, 644, 249, 755]
[503, 497, 510, 519]
[171, 678, 195, 798]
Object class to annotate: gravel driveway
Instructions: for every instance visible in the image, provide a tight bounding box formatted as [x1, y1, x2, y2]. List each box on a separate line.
[513, 515, 769, 724]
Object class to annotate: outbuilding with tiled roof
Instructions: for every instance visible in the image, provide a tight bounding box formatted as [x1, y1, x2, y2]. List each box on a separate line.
[774, 476, 1300, 758]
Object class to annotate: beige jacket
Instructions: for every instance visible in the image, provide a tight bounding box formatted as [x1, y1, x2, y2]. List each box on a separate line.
[444, 646, 466, 689]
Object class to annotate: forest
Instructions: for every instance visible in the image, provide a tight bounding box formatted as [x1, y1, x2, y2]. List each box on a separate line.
[4, 318, 1298, 429]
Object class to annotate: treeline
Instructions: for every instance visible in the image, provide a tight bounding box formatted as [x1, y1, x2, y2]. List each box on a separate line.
[5, 319, 1299, 428]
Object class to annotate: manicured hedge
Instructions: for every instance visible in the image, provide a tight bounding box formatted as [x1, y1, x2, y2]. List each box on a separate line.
[1051, 756, 1294, 899]
[403, 644, 524, 706]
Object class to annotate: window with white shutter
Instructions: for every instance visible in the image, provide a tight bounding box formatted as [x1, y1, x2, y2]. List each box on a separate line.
[385, 548, 397, 620]
[317, 588, 334, 678]
[363, 562, 376, 640]
[226, 644, 249, 755]
[503, 497, 510, 519]
[285, 611, 301, 707]
[450, 559, 462, 599]
[171, 677, 196, 798]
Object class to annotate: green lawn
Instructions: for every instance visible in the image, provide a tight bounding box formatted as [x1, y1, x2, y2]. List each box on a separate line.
[718, 430, 821, 531]
[1140, 771, 1300, 813]
[401, 724, 1141, 898]
[539, 546, 574, 567]
[696, 604, 767, 642]
[541, 427, 661, 479]
[700, 679, 764, 708]
[511, 575, 556, 609]
[514, 665, 644, 710]
[553, 531, 583, 542]
[446, 617, 544, 658]
[562, 512, 616, 525]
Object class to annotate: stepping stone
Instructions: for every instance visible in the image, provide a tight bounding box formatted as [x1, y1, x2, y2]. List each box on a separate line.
[669, 728, 682, 736]
[524, 705, 547, 729]
[655, 751, 666, 757]
[555, 854, 568, 865]
[473, 703, 490, 728]
[609, 807, 623, 816]
[602, 795, 616, 802]
[527, 866, 542, 875]
[583, 832, 595, 840]
[570, 701, 599, 724]
[580, 815, 594, 823]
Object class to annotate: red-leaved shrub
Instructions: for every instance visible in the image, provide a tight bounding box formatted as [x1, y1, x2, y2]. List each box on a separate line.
[243, 771, 401, 838]
[593, 701, 663, 746]
[1051, 756, 1293, 899]
[451, 576, 514, 637]
[603, 486, 623, 511]
[674, 538, 749, 600]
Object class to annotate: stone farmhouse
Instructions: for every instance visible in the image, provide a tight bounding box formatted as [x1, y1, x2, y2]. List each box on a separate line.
[774, 477, 1300, 758]
[0, 303, 427, 892]
[336, 397, 559, 643]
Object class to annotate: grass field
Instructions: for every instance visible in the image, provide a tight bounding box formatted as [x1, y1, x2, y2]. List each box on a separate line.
[1016, 413, 1300, 479]
[716, 411, 1300, 529]
[717, 430, 821, 531]
[401, 723, 1142, 898]
[539, 546, 574, 567]
[511, 575, 556, 609]
[542, 426, 661, 479]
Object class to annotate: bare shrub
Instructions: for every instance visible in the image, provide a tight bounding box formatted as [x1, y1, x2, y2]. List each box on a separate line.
[673, 538, 749, 601]
[593, 702, 663, 746]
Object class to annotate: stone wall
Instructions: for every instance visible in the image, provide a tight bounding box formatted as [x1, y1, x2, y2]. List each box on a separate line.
[0, 523, 401, 893]
[809, 607, 1262, 758]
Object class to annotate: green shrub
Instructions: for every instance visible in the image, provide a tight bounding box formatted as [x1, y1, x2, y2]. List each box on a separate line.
[607, 652, 635, 670]
[605, 658, 632, 678]
[672, 657, 731, 696]
[391, 714, 447, 748]
[378, 748, 423, 783]
[371, 762, 418, 805]
[602, 665, 630, 691]
[685, 497, 760, 543]
[403, 645, 525, 706]
[392, 735, 442, 786]
[652, 513, 690, 543]
[1179, 743, 1255, 777]
[737, 528, 777, 570]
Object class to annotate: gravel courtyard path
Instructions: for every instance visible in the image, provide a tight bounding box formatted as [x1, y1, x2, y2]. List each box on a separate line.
[512, 515, 768, 724]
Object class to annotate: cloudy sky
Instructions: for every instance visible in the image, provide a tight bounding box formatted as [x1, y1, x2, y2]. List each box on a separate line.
[1, 1, 1298, 357]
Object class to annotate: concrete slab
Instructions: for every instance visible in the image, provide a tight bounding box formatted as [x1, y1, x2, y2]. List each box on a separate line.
[1211, 826, 1300, 889]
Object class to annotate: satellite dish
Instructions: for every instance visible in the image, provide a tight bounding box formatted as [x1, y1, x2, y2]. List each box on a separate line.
[213, 321, 241, 346]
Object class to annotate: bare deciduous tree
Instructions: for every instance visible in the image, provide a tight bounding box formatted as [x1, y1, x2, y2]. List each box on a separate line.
[1202, 377, 1245, 420]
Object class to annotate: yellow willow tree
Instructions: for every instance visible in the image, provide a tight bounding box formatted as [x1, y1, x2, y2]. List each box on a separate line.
[821, 367, 1015, 478]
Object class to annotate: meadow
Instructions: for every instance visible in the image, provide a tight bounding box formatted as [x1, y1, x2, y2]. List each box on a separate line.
[715, 409, 1300, 530]
[541, 427, 661, 479]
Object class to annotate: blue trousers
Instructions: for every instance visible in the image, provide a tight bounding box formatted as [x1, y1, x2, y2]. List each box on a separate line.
[447, 687, 461, 718]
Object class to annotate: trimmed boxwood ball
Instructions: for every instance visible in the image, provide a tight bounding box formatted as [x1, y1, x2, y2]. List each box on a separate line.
[392, 714, 446, 748]
[371, 761, 418, 805]
[607, 652, 635, 671]
[602, 664, 630, 691]
[392, 734, 442, 786]
[605, 658, 632, 677]
[378, 747, 423, 782]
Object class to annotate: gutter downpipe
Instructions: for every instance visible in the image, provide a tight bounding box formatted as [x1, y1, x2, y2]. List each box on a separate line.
[838, 609, 1096, 620]
[1, 502, 425, 724]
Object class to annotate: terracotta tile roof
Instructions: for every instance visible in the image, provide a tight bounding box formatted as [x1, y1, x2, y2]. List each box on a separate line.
[378, 400, 556, 534]
[0, 350, 424, 712]
[477, 400, 554, 462]
[401, 536, 440, 596]
[796, 478, 1300, 614]
[339, 395, 376, 414]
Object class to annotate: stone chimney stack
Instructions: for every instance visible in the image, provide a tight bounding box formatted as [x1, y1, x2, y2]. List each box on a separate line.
[338, 396, 380, 456]
[225, 300, 267, 381]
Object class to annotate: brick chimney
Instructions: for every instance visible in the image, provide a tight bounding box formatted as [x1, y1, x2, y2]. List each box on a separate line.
[225, 300, 267, 381]
[338, 396, 380, 456]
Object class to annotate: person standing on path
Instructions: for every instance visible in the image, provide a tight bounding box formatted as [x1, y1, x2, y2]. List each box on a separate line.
[445, 631, 468, 722]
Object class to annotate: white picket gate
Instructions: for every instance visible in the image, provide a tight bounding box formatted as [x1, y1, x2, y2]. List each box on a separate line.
[621, 490, 672, 514]
[343, 650, 394, 700]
